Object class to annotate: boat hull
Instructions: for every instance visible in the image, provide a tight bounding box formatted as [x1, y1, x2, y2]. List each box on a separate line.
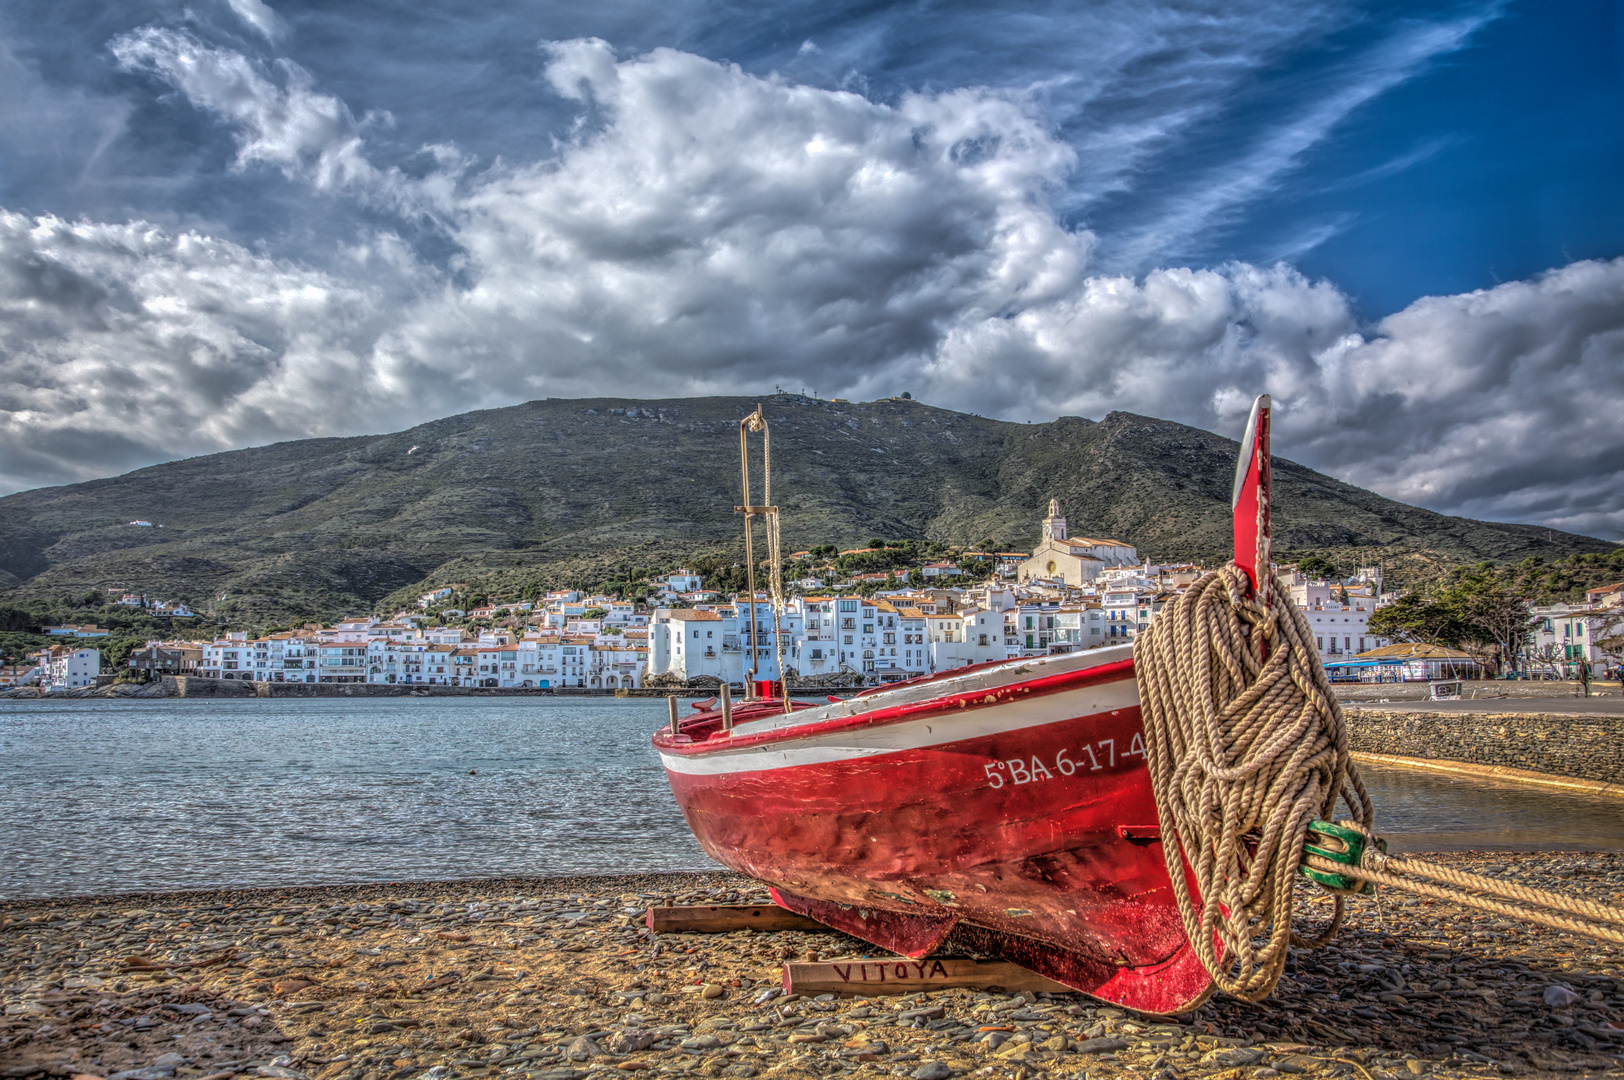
[655, 648, 1213, 1015]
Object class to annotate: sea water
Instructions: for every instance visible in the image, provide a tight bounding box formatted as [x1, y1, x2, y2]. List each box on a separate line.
[3, 696, 1622, 899]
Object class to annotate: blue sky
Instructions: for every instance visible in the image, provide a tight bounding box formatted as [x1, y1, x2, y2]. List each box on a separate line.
[1, 0, 1622, 538]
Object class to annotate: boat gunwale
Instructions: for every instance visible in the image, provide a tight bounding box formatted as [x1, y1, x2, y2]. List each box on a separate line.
[652, 654, 1137, 758]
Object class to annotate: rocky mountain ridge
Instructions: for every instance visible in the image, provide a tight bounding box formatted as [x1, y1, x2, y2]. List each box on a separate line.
[0, 394, 1609, 622]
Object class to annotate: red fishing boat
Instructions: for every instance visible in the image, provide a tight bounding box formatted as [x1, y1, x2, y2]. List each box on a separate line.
[653, 397, 1277, 1016]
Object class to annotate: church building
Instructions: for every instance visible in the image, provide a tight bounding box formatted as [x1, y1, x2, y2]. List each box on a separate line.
[1016, 500, 1139, 586]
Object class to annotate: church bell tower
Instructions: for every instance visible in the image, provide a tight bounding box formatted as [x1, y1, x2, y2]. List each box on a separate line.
[1042, 498, 1068, 542]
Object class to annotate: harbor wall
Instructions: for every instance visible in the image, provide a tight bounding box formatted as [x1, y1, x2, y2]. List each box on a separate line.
[1344, 708, 1624, 788]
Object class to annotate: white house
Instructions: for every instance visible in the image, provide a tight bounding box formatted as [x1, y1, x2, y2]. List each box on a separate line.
[1525, 600, 1623, 676]
[1293, 581, 1385, 660]
[0, 663, 40, 686]
[418, 587, 455, 609]
[652, 570, 705, 600]
[929, 608, 1006, 671]
[42, 645, 102, 689]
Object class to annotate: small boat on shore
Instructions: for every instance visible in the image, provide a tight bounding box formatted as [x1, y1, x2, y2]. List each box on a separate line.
[653, 398, 1280, 1016]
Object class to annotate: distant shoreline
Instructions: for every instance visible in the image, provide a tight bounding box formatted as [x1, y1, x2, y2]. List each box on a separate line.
[0, 677, 840, 701]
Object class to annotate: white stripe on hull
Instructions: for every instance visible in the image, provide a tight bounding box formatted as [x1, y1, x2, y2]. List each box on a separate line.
[659, 676, 1140, 776]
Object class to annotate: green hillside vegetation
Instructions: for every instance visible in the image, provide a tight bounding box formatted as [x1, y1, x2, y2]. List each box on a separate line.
[0, 394, 1613, 625]
[0, 597, 211, 669]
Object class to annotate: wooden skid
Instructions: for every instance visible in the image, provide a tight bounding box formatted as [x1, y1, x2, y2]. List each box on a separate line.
[645, 904, 828, 934]
[784, 956, 1071, 997]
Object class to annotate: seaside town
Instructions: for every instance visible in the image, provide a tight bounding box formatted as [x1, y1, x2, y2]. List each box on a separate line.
[6, 502, 1621, 694]
[12, 9, 1624, 1080]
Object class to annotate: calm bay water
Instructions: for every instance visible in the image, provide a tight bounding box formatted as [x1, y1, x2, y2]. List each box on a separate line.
[3, 697, 1623, 899]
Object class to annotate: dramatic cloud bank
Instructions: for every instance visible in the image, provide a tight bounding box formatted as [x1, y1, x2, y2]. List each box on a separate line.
[2, 27, 1620, 540]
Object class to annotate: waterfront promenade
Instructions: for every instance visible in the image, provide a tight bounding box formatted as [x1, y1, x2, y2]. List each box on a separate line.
[4, 856, 1624, 1080]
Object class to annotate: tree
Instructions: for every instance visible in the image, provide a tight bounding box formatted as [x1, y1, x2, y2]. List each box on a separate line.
[1368, 593, 1470, 647]
[1441, 572, 1538, 675]
[956, 555, 993, 580]
[102, 634, 145, 672]
[1297, 554, 1338, 580]
[1375, 573, 1538, 675]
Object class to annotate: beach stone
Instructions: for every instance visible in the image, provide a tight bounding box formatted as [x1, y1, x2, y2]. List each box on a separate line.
[701, 983, 726, 999]
[567, 1035, 604, 1061]
[151, 1055, 186, 1069]
[911, 1064, 953, 1080]
[1074, 1037, 1128, 1055]
[608, 1030, 661, 1054]
[1205, 1047, 1267, 1068]
[1544, 984, 1581, 1007]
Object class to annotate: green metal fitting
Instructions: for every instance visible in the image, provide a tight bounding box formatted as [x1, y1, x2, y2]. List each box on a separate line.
[1300, 820, 1385, 895]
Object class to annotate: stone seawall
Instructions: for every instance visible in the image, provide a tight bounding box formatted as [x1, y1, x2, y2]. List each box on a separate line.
[1346, 708, 1624, 787]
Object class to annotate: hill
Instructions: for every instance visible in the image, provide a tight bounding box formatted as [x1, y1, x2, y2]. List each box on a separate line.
[0, 394, 1612, 624]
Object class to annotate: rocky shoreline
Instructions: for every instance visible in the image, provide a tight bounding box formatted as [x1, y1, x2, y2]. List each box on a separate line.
[5, 855, 1624, 1080]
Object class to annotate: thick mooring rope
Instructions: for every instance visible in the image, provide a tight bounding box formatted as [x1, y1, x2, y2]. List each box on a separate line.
[1136, 562, 1373, 1002]
[1137, 562, 1624, 1000]
[1306, 839, 1624, 945]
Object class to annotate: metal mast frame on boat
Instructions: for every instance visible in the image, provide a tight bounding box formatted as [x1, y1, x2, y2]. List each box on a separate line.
[735, 405, 791, 710]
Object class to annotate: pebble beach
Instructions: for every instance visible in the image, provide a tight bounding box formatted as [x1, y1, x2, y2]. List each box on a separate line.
[4, 854, 1624, 1080]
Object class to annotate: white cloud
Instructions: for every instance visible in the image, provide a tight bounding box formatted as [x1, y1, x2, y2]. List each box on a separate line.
[223, 0, 289, 43]
[111, 27, 375, 192]
[4, 33, 1621, 541]
[0, 210, 421, 492]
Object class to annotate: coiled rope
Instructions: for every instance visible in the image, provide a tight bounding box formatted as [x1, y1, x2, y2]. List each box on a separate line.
[1137, 562, 1370, 1001]
[1137, 562, 1624, 1002]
